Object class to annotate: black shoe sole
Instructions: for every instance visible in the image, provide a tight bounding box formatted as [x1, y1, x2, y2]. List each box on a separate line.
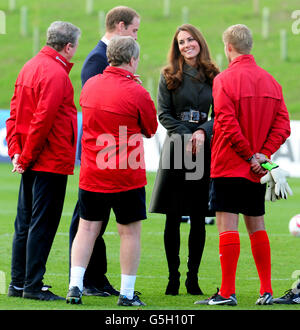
[23, 292, 65, 301]
[83, 290, 110, 297]
[117, 300, 146, 306]
[8, 290, 23, 298]
[66, 296, 82, 304]
[186, 289, 204, 295]
[165, 291, 179, 295]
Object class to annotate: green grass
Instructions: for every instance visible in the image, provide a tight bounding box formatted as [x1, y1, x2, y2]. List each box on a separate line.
[0, 0, 300, 312]
[0, 0, 300, 118]
[0, 162, 300, 310]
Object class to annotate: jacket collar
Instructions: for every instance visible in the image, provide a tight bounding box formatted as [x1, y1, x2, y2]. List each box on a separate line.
[100, 36, 109, 46]
[229, 54, 256, 68]
[40, 46, 74, 73]
[97, 39, 108, 48]
[103, 66, 135, 80]
[182, 62, 205, 82]
[183, 62, 199, 77]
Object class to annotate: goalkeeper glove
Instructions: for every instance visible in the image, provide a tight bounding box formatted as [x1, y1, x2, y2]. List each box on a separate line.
[260, 172, 277, 202]
[261, 162, 293, 199]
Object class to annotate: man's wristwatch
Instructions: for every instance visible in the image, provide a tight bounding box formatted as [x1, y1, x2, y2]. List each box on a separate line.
[246, 155, 255, 162]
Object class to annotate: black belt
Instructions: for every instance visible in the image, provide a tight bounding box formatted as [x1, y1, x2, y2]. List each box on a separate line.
[178, 110, 207, 123]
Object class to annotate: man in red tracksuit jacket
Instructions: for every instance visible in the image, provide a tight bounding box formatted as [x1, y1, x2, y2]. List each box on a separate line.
[6, 21, 81, 301]
[66, 36, 158, 306]
[69, 7, 141, 297]
[195, 24, 290, 306]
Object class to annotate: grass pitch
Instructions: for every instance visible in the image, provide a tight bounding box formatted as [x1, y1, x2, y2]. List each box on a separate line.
[0, 162, 300, 311]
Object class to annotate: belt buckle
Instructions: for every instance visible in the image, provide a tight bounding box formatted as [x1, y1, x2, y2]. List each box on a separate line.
[189, 110, 199, 123]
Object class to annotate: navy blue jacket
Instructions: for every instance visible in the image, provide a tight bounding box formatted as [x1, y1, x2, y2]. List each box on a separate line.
[81, 40, 109, 87]
[78, 40, 109, 159]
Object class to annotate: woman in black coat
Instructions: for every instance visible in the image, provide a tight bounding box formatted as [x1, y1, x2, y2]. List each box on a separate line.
[149, 24, 219, 295]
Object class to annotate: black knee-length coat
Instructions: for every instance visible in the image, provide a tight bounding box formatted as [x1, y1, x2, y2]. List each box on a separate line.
[149, 64, 214, 216]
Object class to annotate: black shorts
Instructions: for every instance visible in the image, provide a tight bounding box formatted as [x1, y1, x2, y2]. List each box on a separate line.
[79, 187, 147, 224]
[209, 178, 266, 216]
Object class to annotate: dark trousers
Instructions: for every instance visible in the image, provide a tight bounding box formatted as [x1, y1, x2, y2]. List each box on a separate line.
[69, 201, 109, 288]
[164, 213, 206, 279]
[11, 170, 67, 292]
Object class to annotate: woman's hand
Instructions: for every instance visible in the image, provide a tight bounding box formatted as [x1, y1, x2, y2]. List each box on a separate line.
[186, 129, 205, 155]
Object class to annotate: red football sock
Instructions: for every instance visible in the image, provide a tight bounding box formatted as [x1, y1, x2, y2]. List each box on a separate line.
[249, 230, 273, 295]
[218, 231, 240, 298]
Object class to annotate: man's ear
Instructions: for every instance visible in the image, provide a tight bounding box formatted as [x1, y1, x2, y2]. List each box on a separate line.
[115, 21, 126, 33]
[227, 42, 234, 53]
[129, 56, 135, 67]
[63, 42, 73, 54]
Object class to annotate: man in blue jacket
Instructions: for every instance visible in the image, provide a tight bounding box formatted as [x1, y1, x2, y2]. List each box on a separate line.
[69, 6, 140, 297]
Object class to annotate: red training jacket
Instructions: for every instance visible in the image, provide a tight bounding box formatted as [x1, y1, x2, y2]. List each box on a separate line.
[6, 46, 77, 175]
[79, 66, 158, 193]
[211, 55, 290, 182]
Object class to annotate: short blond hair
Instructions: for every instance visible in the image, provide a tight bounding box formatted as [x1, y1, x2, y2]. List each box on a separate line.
[223, 24, 253, 54]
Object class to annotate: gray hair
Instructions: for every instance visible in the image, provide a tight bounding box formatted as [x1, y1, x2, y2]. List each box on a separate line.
[46, 21, 81, 52]
[107, 36, 140, 66]
[223, 24, 253, 54]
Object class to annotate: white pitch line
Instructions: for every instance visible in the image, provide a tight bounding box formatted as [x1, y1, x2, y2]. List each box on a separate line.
[0, 268, 294, 282]
[0, 231, 293, 238]
[0, 210, 75, 216]
[42, 272, 294, 282]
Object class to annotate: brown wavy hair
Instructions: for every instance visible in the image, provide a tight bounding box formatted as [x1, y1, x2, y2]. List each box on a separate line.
[163, 24, 219, 90]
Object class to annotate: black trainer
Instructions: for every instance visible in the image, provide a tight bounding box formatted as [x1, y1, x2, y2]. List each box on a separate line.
[83, 285, 110, 297]
[117, 292, 146, 306]
[205, 217, 215, 225]
[256, 292, 273, 305]
[66, 286, 82, 304]
[23, 286, 65, 301]
[194, 289, 237, 306]
[273, 289, 300, 304]
[7, 285, 23, 298]
[102, 283, 120, 296]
